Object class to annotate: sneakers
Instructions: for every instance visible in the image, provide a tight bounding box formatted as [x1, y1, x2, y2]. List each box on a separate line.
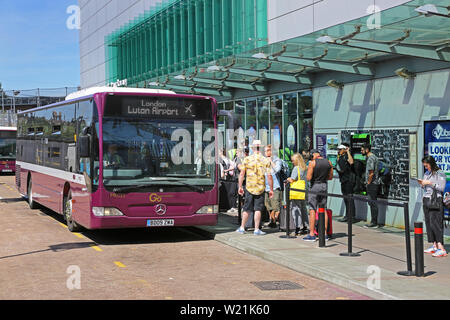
[364, 223, 379, 229]
[338, 217, 348, 223]
[432, 249, 448, 258]
[236, 227, 245, 234]
[254, 229, 266, 236]
[303, 235, 317, 242]
[424, 246, 437, 254]
[227, 208, 238, 215]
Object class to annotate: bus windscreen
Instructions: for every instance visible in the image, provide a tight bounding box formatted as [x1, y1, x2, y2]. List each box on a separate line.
[101, 95, 216, 191]
[0, 131, 16, 160]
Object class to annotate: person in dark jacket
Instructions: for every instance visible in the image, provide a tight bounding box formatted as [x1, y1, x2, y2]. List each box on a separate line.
[336, 143, 356, 223]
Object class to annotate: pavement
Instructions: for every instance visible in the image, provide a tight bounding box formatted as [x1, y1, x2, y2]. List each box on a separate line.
[194, 212, 450, 300]
[0, 175, 369, 300]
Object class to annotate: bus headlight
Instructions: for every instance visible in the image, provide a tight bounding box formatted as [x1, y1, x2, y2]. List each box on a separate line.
[196, 205, 219, 214]
[92, 207, 124, 217]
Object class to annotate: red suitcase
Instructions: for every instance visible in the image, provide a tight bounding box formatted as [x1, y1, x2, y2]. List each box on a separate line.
[314, 209, 333, 236]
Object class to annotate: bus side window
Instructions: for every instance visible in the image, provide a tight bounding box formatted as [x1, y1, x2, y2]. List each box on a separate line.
[77, 100, 94, 177]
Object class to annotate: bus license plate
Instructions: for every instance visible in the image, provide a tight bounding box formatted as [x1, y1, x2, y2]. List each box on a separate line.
[147, 219, 175, 227]
[2, 170, 12, 173]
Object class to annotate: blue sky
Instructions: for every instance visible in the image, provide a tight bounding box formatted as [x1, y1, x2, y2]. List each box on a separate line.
[0, 0, 80, 91]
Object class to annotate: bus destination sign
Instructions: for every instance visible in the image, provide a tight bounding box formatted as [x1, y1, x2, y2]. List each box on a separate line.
[105, 96, 212, 120]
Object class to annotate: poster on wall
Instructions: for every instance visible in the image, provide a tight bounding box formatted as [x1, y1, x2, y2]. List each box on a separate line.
[424, 121, 450, 219]
[316, 134, 327, 158]
[326, 134, 339, 167]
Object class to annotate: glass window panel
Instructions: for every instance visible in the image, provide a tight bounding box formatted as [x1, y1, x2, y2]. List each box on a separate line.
[270, 95, 283, 155]
[245, 99, 257, 148]
[283, 93, 298, 169]
[257, 96, 270, 147]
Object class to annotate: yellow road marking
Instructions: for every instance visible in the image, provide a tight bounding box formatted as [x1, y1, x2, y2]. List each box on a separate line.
[73, 233, 84, 239]
[165, 297, 173, 300]
[59, 223, 68, 229]
[114, 261, 127, 268]
[90, 245, 103, 252]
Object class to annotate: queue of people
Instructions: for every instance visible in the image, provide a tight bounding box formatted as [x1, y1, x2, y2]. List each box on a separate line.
[219, 140, 448, 256]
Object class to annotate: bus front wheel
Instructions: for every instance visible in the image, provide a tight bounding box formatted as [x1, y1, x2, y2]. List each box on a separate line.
[64, 190, 81, 232]
[27, 178, 38, 210]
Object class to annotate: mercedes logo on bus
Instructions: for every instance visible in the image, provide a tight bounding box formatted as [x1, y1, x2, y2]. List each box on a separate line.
[155, 204, 167, 216]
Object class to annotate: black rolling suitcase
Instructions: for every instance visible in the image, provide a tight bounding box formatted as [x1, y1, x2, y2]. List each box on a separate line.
[279, 185, 296, 232]
[279, 203, 296, 232]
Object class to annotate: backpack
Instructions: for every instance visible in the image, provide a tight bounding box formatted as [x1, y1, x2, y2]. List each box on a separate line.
[377, 160, 392, 198]
[277, 159, 291, 192]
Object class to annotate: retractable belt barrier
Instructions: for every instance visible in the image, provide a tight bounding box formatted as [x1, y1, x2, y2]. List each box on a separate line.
[287, 186, 420, 277]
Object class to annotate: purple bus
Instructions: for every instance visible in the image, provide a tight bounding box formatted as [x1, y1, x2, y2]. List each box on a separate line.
[15, 87, 219, 232]
[0, 127, 17, 174]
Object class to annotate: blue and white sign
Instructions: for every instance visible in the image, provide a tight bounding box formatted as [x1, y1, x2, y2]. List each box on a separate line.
[424, 121, 450, 218]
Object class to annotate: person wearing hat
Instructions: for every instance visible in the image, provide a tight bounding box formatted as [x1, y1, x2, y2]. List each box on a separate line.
[336, 143, 356, 223]
[304, 149, 333, 241]
[236, 140, 273, 236]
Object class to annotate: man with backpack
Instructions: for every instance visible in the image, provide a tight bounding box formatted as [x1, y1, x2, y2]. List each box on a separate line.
[361, 143, 382, 228]
[264, 145, 285, 228]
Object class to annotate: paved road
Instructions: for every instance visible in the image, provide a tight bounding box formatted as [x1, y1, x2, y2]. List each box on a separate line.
[0, 175, 369, 300]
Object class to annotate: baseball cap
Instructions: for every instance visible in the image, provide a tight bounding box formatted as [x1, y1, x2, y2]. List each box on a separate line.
[337, 144, 348, 149]
[251, 140, 263, 147]
[310, 149, 320, 155]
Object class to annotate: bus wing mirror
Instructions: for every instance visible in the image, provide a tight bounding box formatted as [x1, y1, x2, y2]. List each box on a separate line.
[78, 135, 90, 158]
[218, 110, 235, 130]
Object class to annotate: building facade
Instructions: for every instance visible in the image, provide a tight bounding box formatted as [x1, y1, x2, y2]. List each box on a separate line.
[79, 0, 450, 230]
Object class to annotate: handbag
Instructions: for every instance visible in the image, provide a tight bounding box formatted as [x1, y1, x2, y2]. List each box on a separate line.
[428, 189, 442, 210]
[290, 167, 306, 200]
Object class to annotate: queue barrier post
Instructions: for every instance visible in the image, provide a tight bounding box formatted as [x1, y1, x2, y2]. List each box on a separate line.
[280, 184, 296, 239]
[414, 222, 425, 277]
[340, 194, 360, 257]
[318, 207, 326, 248]
[238, 194, 242, 226]
[397, 202, 415, 277]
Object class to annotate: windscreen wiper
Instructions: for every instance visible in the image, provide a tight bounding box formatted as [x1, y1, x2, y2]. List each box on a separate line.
[111, 179, 205, 193]
[112, 184, 154, 193]
[148, 177, 206, 193]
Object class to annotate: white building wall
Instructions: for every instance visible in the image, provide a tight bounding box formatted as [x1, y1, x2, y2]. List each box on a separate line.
[267, 0, 411, 44]
[79, 0, 163, 88]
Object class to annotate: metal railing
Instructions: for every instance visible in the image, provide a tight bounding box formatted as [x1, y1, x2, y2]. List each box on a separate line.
[0, 87, 80, 111]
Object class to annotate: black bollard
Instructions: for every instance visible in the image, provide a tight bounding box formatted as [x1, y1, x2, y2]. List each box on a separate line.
[398, 202, 415, 276]
[318, 207, 326, 247]
[340, 194, 360, 257]
[280, 183, 296, 239]
[414, 222, 425, 277]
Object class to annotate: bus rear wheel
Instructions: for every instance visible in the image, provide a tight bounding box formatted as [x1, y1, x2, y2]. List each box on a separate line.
[27, 178, 38, 209]
[64, 190, 81, 232]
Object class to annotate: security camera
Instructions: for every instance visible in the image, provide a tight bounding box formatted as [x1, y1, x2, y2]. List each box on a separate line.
[327, 80, 344, 89]
[395, 67, 416, 79]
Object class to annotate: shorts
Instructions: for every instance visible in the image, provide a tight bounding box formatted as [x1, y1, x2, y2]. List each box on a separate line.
[243, 189, 265, 213]
[308, 183, 328, 211]
[265, 189, 282, 212]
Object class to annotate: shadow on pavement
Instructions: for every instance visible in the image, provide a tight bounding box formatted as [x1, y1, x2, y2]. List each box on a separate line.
[0, 242, 97, 260]
[81, 227, 211, 246]
[0, 197, 24, 203]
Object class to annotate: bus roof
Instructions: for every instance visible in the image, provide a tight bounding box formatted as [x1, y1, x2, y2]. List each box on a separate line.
[65, 86, 176, 101]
